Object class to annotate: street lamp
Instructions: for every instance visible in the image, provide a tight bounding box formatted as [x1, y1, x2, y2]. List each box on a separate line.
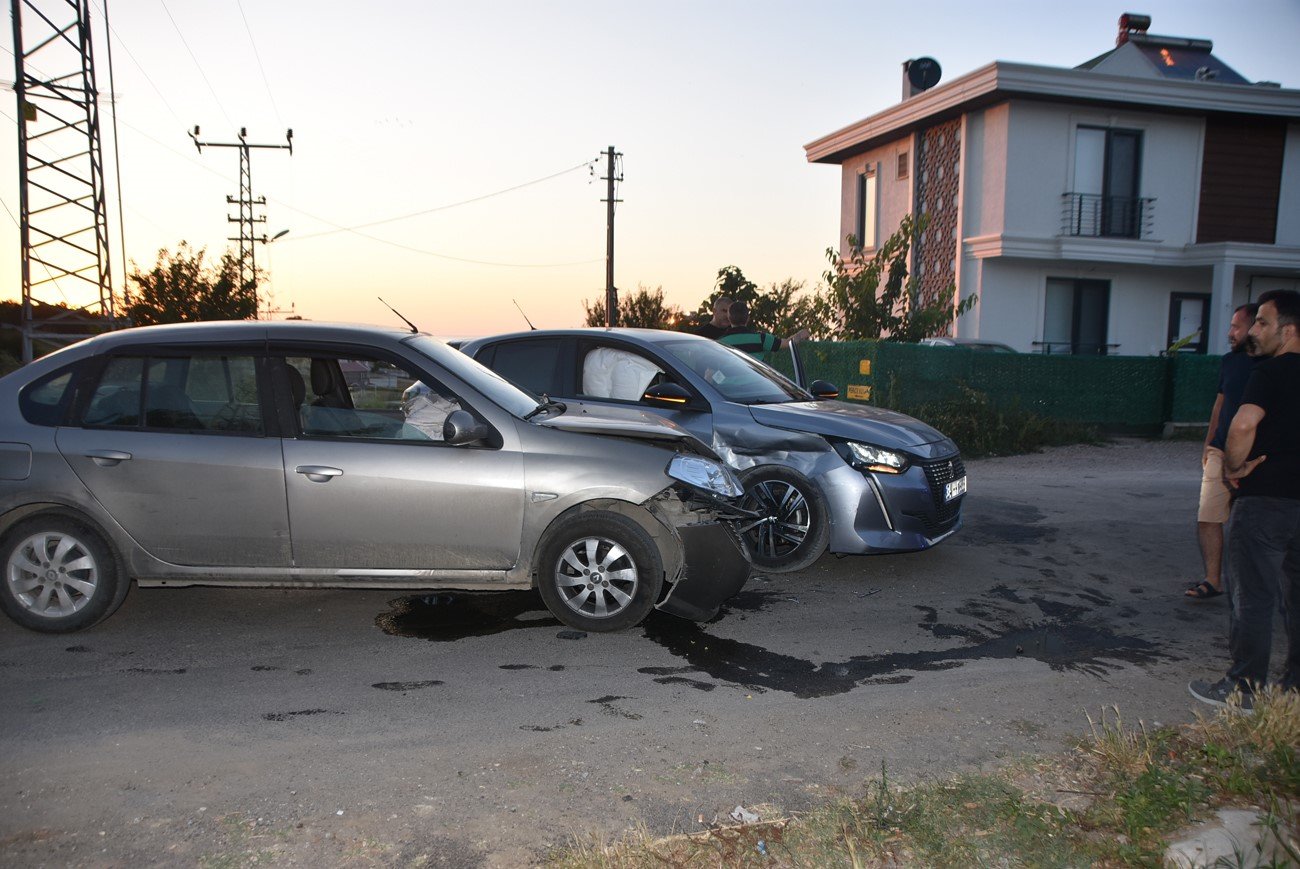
[260, 229, 292, 318]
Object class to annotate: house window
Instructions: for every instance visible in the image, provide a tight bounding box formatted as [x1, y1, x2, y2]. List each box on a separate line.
[855, 167, 877, 248]
[896, 152, 909, 180]
[1068, 127, 1144, 238]
[1042, 278, 1112, 355]
[1168, 293, 1210, 354]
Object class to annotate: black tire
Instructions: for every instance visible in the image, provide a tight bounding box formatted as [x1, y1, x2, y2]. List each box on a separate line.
[534, 511, 664, 632]
[0, 515, 128, 633]
[738, 466, 830, 573]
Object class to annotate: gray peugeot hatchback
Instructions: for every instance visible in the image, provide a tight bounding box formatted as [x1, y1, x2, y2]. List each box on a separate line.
[0, 322, 750, 634]
[464, 329, 966, 572]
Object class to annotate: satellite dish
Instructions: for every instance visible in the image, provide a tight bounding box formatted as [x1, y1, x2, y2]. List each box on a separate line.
[907, 57, 943, 91]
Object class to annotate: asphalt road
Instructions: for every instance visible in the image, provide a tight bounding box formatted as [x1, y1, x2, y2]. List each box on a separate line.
[0, 439, 1273, 867]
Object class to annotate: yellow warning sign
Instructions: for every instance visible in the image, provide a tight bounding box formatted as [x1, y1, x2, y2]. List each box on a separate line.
[858, 359, 872, 376]
[846, 384, 872, 401]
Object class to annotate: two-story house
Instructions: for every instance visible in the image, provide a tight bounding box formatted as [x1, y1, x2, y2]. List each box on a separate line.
[804, 13, 1300, 355]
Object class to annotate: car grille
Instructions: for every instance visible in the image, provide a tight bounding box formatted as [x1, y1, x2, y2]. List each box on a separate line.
[915, 455, 966, 535]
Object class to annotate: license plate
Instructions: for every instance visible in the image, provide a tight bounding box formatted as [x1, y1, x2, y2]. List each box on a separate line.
[944, 476, 967, 502]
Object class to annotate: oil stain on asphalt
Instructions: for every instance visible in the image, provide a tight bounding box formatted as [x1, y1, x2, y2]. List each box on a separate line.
[376, 583, 1164, 700]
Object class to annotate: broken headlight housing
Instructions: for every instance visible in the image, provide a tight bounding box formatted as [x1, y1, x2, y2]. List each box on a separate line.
[667, 454, 744, 499]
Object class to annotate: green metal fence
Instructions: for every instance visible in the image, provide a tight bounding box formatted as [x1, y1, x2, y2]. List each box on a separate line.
[787, 341, 1220, 435]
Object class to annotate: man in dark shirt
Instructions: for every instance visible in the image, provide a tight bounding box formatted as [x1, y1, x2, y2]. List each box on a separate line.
[718, 301, 809, 355]
[1189, 289, 1300, 709]
[693, 295, 733, 339]
[1185, 303, 1258, 599]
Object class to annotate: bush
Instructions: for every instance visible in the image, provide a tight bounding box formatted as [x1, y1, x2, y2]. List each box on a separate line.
[882, 379, 1101, 458]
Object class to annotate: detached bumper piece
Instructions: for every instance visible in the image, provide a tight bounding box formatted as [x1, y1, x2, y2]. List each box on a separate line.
[655, 522, 750, 621]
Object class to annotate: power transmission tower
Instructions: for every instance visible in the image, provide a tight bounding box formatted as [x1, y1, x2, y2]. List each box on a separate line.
[10, 0, 116, 362]
[601, 146, 622, 327]
[189, 126, 292, 316]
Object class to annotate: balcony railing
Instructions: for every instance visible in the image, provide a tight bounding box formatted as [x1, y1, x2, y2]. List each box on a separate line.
[1061, 193, 1155, 240]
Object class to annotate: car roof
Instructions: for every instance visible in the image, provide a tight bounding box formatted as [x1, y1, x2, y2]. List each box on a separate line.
[71, 320, 424, 351]
[464, 327, 711, 351]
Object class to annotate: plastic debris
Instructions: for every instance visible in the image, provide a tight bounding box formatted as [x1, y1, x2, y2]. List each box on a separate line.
[729, 805, 758, 824]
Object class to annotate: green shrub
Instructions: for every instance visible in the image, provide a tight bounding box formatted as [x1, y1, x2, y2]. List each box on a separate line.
[879, 378, 1100, 458]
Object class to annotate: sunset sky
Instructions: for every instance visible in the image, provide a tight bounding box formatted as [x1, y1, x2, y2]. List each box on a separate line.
[4, 0, 1299, 338]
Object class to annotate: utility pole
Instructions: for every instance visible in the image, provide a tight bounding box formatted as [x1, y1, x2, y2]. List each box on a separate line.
[190, 126, 292, 316]
[10, 0, 115, 362]
[600, 146, 622, 327]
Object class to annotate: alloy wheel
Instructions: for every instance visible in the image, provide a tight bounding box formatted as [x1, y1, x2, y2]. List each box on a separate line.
[6, 531, 100, 619]
[552, 536, 639, 620]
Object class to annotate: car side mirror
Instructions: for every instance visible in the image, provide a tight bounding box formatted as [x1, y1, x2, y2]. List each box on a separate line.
[642, 382, 692, 407]
[809, 379, 839, 400]
[443, 409, 489, 445]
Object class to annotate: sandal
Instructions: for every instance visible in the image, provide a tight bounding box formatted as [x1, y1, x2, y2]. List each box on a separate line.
[1184, 581, 1223, 600]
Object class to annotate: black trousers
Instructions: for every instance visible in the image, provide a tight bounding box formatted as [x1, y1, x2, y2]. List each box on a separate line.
[1226, 496, 1300, 691]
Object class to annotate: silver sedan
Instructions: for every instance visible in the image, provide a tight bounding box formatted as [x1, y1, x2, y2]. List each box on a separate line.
[0, 321, 750, 634]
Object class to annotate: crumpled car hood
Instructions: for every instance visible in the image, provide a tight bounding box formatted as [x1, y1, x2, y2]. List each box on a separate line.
[747, 400, 953, 451]
[537, 404, 720, 459]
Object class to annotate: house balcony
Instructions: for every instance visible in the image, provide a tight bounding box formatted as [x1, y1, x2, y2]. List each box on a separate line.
[1061, 193, 1156, 240]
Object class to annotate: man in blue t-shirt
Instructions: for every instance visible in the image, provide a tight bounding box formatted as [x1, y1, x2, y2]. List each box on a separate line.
[1189, 289, 1300, 709]
[1185, 303, 1258, 600]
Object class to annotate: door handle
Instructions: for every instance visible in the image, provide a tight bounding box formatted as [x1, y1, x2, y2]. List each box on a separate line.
[295, 465, 343, 483]
[85, 449, 132, 467]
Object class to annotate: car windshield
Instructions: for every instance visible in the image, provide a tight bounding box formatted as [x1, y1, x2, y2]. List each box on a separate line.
[658, 339, 809, 405]
[405, 335, 540, 418]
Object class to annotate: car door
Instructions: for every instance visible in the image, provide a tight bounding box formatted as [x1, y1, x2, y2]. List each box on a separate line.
[272, 346, 526, 570]
[56, 351, 293, 567]
[477, 337, 717, 446]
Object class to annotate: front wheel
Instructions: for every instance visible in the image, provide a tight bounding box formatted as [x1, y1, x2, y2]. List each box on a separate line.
[737, 466, 830, 573]
[0, 515, 128, 633]
[535, 512, 664, 632]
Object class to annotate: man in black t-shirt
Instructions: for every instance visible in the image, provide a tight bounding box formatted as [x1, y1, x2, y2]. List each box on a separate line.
[693, 295, 733, 339]
[1189, 290, 1300, 709]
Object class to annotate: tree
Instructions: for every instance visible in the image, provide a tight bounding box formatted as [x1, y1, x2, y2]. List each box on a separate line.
[582, 284, 683, 329]
[693, 266, 819, 336]
[815, 214, 975, 342]
[119, 243, 259, 326]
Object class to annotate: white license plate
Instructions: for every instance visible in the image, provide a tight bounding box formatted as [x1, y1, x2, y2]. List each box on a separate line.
[944, 476, 968, 502]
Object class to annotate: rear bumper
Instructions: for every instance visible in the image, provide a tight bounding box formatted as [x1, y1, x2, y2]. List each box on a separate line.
[655, 522, 750, 621]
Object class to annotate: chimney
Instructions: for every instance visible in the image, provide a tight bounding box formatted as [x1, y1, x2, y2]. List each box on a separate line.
[1117, 12, 1152, 46]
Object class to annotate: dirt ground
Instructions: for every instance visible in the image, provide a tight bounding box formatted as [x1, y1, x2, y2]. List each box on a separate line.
[0, 438, 1274, 867]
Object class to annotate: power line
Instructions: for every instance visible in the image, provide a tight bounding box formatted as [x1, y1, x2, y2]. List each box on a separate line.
[88, 0, 186, 126]
[158, 0, 236, 129]
[289, 160, 598, 240]
[234, 0, 283, 126]
[103, 0, 130, 308]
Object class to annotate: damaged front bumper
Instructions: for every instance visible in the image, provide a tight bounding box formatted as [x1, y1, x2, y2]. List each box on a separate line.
[655, 521, 750, 621]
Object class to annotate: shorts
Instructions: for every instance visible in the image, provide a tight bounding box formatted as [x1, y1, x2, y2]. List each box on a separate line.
[1198, 447, 1232, 524]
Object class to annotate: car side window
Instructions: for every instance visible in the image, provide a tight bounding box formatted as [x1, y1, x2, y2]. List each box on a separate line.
[18, 363, 81, 427]
[280, 353, 460, 443]
[82, 354, 266, 434]
[486, 340, 563, 397]
[580, 346, 666, 403]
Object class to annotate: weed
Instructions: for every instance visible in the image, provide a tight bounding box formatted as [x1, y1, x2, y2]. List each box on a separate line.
[546, 696, 1300, 867]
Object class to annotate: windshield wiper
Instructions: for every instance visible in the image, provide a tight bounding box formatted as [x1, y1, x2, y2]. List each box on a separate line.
[524, 394, 567, 420]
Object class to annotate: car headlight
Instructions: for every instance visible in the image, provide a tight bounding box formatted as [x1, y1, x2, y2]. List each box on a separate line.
[667, 454, 744, 498]
[839, 440, 910, 475]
